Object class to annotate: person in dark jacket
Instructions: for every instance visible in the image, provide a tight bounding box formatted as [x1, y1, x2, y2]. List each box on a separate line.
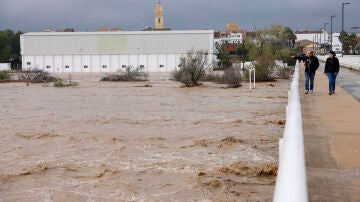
[292, 50, 319, 94]
[324, 50, 340, 95]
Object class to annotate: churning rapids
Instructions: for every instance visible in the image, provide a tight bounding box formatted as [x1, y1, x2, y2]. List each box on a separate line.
[0, 73, 289, 201]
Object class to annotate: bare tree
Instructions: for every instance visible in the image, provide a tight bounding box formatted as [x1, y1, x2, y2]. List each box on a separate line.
[19, 70, 56, 83]
[173, 50, 209, 87]
[101, 66, 148, 81]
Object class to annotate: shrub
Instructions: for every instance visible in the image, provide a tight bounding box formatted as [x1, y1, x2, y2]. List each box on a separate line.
[100, 66, 148, 81]
[276, 47, 297, 66]
[0, 71, 10, 80]
[209, 67, 242, 88]
[53, 79, 64, 87]
[173, 50, 209, 87]
[203, 67, 242, 88]
[66, 74, 78, 86]
[221, 67, 242, 88]
[20, 70, 56, 83]
[245, 52, 276, 82]
[53, 76, 78, 87]
[276, 66, 294, 79]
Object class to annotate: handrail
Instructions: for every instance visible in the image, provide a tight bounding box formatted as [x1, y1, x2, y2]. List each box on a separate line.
[317, 55, 360, 70]
[273, 60, 308, 202]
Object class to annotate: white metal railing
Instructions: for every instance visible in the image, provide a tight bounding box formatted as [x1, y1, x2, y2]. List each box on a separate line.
[318, 55, 360, 70]
[249, 67, 255, 91]
[273, 60, 308, 202]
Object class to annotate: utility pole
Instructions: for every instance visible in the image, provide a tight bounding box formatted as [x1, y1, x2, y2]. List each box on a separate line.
[319, 30, 322, 54]
[331, 15, 337, 48]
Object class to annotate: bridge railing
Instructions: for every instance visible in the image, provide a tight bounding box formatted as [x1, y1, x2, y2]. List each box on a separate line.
[273, 60, 308, 202]
[318, 55, 360, 70]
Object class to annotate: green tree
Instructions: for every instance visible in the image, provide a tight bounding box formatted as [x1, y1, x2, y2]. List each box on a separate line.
[215, 43, 232, 69]
[339, 31, 357, 54]
[276, 47, 297, 66]
[0, 29, 23, 62]
[237, 42, 249, 68]
[281, 26, 296, 47]
[250, 52, 277, 82]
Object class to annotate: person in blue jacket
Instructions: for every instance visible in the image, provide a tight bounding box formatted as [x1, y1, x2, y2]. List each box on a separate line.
[324, 50, 340, 95]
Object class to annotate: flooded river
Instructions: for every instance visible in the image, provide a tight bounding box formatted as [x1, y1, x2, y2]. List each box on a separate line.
[0, 73, 289, 201]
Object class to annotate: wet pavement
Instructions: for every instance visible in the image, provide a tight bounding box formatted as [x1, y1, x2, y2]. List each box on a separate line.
[299, 65, 360, 201]
[318, 60, 360, 101]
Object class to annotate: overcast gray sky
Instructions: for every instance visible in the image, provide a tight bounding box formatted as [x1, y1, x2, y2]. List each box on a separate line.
[1, 0, 359, 33]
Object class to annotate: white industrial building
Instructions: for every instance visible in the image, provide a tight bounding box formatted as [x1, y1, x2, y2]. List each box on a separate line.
[20, 30, 214, 72]
[295, 29, 328, 44]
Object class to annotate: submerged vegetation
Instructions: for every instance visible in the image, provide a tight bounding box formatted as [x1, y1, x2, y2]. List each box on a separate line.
[101, 66, 148, 82]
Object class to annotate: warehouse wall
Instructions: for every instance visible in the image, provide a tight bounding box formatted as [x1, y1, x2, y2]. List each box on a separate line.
[21, 31, 214, 72]
[22, 53, 193, 73]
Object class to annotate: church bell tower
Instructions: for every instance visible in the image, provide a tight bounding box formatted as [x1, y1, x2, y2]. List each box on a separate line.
[155, 1, 164, 29]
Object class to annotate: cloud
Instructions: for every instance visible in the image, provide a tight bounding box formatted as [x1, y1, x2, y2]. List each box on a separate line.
[0, 0, 359, 32]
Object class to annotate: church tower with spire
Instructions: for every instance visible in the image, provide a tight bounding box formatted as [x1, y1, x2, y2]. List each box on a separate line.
[155, 1, 164, 29]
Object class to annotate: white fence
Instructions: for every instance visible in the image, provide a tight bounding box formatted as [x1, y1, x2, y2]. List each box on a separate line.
[273, 60, 308, 202]
[318, 55, 360, 70]
[0, 63, 10, 71]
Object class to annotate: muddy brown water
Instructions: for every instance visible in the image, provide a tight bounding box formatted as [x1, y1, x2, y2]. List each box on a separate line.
[0, 73, 289, 201]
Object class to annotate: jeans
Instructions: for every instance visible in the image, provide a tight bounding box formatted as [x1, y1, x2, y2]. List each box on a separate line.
[305, 72, 315, 91]
[327, 73, 337, 92]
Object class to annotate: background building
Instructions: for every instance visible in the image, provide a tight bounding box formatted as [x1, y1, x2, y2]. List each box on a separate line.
[143, 1, 171, 31]
[295, 30, 327, 44]
[20, 30, 214, 72]
[214, 23, 244, 55]
[330, 32, 342, 52]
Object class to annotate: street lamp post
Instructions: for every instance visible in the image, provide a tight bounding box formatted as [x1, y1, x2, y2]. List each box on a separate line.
[330, 15, 337, 48]
[319, 31, 321, 50]
[342, 2, 350, 32]
[324, 22, 329, 45]
[341, 2, 351, 55]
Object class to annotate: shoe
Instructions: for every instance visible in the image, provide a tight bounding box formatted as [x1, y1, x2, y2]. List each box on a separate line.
[332, 91, 335, 94]
[329, 92, 332, 95]
[309, 90, 313, 94]
[305, 90, 309, 94]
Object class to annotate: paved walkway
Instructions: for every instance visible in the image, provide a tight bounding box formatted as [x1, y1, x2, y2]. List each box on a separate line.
[318, 62, 360, 101]
[300, 64, 360, 201]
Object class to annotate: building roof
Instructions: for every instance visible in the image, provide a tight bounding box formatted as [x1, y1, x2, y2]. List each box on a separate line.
[295, 30, 322, 34]
[22, 30, 214, 37]
[142, 27, 171, 31]
[296, 39, 314, 47]
[97, 27, 121, 32]
[43, 28, 75, 32]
